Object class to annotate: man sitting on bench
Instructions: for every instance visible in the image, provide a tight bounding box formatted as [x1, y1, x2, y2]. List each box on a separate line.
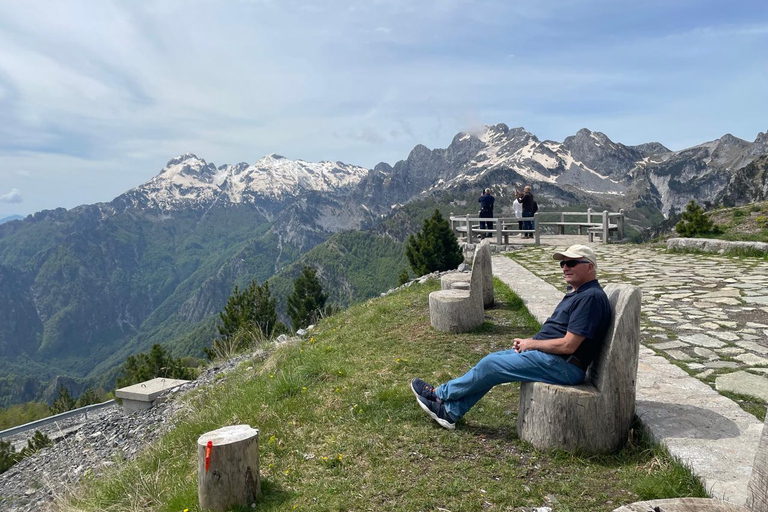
[411, 244, 612, 430]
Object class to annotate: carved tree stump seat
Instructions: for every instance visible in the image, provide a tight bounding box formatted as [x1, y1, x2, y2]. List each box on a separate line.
[517, 283, 642, 453]
[439, 241, 494, 308]
[429, 242, 491, 332]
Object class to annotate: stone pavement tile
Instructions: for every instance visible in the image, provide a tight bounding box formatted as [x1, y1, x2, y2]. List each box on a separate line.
[679, 334, 727, 348]
[696, 369, 715, 379]
[718, 347, 746, 356]
[667, 350, 694, 361]
[734, 353, 768, 366]
[693, 347, 718, 360]
[705, 361, 740, 369]
[744, 296, 768, 305]
[710, 331, 741, 342]
[715, 371, 768, 401]
[746, 321, 768, 328]
[653, 341, 689, 350]
[735, 341, 768, 354]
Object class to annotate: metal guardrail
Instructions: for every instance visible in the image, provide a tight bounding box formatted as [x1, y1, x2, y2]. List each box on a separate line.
[0, 399, 117, 439]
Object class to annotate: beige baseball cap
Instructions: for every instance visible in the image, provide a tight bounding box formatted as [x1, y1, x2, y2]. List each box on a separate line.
[552, 244, 597, 269]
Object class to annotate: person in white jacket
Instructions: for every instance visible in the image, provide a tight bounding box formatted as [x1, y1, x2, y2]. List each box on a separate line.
[513, 190, 524, 237]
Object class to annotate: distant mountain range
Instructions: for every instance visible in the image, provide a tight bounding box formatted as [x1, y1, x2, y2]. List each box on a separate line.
[1, 123, 766, 406]
[0, 215, 23, 225]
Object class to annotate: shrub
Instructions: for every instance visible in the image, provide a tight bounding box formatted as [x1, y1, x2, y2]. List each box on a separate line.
[397, 268, 410, 286]
[405, 209, 463, 276]
[675, 201, 715, 237]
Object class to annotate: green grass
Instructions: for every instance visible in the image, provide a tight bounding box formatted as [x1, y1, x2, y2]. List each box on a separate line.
[58, 279, 706, 512]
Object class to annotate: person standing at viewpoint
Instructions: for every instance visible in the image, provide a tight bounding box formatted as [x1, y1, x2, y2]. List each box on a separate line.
[521, 185, 534, 238]
[513, 189, 524, 238]
[478, 188, 495, 236]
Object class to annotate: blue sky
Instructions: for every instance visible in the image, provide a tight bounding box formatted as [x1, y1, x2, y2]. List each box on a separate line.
[1, 0, 767, 216]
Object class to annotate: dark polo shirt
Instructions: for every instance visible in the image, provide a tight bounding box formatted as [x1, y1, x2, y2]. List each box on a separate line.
[532, 279, 612, 366]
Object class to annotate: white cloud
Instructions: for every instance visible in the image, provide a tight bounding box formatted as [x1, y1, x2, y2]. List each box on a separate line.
[0, 188, 22, 203]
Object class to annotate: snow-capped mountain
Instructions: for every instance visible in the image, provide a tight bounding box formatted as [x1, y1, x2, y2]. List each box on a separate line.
[112, 123, 768, 220]
[120, 153, 369, 210]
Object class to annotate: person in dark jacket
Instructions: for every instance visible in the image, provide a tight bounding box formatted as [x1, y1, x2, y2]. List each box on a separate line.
[521, 185, 534, 238]
[478, 188, 495, 236]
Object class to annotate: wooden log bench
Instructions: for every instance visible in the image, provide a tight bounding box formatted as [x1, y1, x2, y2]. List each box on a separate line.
[440, 240, 494, 308]
[429, 243, 489, 333]
[517, 283, 642, 453]
[613, 411, 768, 512]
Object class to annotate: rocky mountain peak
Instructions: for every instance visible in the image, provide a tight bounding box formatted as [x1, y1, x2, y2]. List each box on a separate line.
[750, 130, 768, 156]
[630, 142, 671, 157]
[166, 153, 203, 167]
[562, 128, 640, 178]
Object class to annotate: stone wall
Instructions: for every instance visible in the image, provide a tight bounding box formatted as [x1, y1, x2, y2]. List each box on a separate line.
[667, 237, 768, 254]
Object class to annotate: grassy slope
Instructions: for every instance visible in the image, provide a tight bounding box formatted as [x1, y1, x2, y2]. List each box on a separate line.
[62, 279, 705, 512]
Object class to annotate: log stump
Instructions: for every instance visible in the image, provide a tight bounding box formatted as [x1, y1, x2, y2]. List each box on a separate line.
[518, 283, 642, 453]
[198, 424, 260, 512]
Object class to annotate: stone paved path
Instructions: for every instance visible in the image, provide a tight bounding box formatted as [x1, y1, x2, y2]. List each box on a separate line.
[491, 244, 768, 505]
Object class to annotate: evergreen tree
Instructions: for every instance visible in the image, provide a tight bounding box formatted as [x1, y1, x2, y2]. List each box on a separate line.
[405, 209, 463, 276]
[50, 384, 76, 415]
[116, 344, 195, 388]
[286, 266, 329, 331]
[75, 388, 101, 408]
[218, 280, 284, 340]
[675, 200, 715, 237]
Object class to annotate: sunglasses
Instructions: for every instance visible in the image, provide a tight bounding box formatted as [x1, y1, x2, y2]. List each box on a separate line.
[560, 259, 591, 268]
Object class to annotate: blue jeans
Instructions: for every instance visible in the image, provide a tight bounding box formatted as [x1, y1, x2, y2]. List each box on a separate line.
[522, 210, 533, 235]
[435, 350, 585, 420]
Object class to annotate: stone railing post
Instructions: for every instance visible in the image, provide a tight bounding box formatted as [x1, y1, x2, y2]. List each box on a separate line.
[587, 207, 593, 224]
[198, 425, 260, 512]
[602, 210, 609, 244]
[534, 212, 540, 245]
[618, 209, 625, 240]
[465, 214, 472, 242]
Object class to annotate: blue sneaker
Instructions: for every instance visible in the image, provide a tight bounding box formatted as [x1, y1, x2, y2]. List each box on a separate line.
[410, 378, 437, 402]
[416, 395, 456, 430]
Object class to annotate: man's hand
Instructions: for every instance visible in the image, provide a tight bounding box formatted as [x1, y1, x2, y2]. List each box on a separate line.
[513, 338, 535, 353]
[513, 332, 586, 354]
